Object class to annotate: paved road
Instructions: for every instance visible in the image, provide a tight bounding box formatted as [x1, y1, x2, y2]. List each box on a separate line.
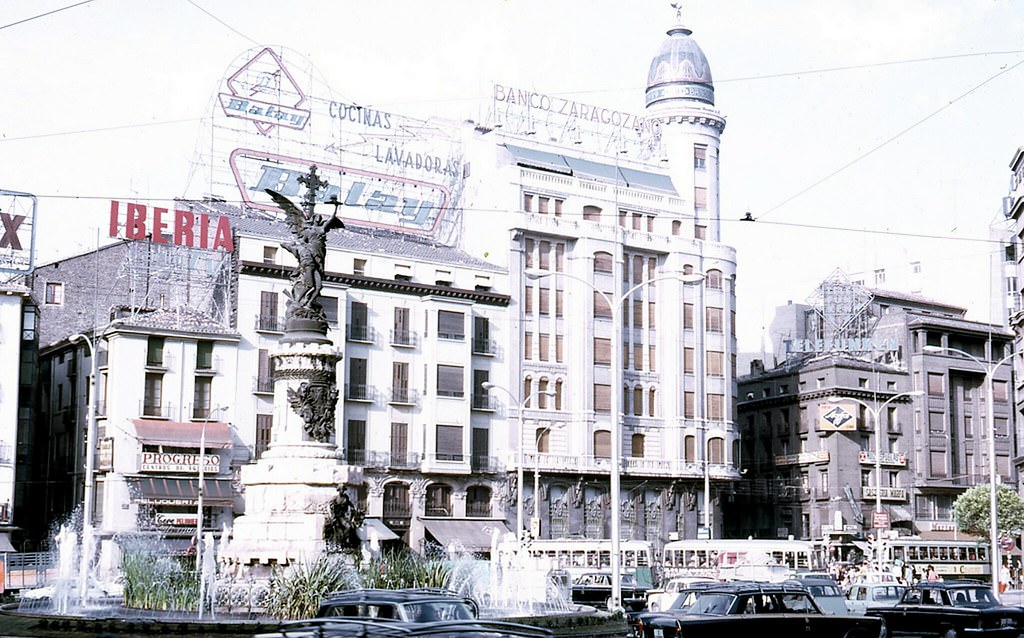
[1002, 588, 1024, 606]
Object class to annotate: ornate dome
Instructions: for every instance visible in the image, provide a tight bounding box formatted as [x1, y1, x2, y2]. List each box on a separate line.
[645, 23, 715, 108]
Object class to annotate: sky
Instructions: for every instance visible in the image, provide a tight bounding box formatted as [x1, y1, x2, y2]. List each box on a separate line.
[2, 0, 1023, 353]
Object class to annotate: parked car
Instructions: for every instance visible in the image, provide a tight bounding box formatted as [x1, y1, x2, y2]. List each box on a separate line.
[633, 581, 881, 638]
[256, 618, 553, 638]
[786, 577, 848, 614]
[844, 582, 907, 615]
[646, 576, 718, 612]
[570, 571, 649, 611]
[865, 579, 1024, 638]
[629, 581, 717, 637]
[315, 588, 479, 622]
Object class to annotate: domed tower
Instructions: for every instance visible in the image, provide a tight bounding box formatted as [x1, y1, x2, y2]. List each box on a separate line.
[645, 12, 726, 241]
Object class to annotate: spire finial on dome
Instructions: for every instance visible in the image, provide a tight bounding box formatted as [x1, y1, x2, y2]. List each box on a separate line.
[667, 1, 692, 36]
[671, 1, 683, 22]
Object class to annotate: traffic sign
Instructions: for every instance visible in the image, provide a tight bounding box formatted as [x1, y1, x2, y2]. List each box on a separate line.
[873, 511, 890, 529]
[999, 536, 1015, 552]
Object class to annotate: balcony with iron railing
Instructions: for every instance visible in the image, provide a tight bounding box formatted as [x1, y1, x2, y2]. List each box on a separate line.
[521, 451, 739, 480]
[471, 394, 496, 411]
[253, 376, 274, 394]
[345, 384, 374, 402]
[347, 323, 374, 343]
[389, 387, 418, 406]
[390, 329, 418, 348]
[383, 501, 412, 518]
[255, 314, 285, 333]
[425, 503, 451, 517]
[471, 455, 503, 473]
[140, 401, 172, 419]
[466, 501, 492, 518]
[472, 338, 496, 356]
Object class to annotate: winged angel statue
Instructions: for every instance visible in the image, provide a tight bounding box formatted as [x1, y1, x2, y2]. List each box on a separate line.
[265, 165, 345, 329]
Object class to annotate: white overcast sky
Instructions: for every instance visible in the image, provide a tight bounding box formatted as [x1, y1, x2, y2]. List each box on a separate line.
[3, 0, 1023, 352]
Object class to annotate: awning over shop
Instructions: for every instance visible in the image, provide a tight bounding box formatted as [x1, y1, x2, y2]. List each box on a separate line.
[127, 476, 236, 505]
[889, 506, 914, 523]
[132, 419, 233, 449]
[360, 518, 400, 542]
[421, 519, 510, 552]
[851, 540, 871, 553]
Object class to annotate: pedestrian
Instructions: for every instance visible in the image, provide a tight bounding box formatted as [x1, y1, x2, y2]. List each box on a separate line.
[926, 564, 939, 581]
[999, 562, 1010, 593]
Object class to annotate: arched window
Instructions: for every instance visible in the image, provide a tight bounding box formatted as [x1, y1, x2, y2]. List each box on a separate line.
[593, 251, 614, 273]
[536, 428, 551, 453]
[523, 377, 532, 406]
[633, 387, 643, 416]
[706, 269, 723, 289]
[466, 486, 491, 518]
[631, 433, 645, 458]
[538, 378, 550, 409]
[648, 388, 657, 417]
[732, 440, 741, 468]
[708, 437, 725, 464]
[583, 205, 602, 222]
[383, 482, 411, 517]
[594, 431, 611, 459]
[684, 435, 695, 462]
[555, 379, 564, 410]
[426, 483, 452, 516]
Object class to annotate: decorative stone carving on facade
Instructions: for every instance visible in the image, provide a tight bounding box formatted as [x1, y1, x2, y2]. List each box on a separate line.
[683, 486, 697, 511]
[410, 478, 429, 503]
[366, 475, 386, 498]
[572, 476, 585, 508]
[286, 377, 339, 442]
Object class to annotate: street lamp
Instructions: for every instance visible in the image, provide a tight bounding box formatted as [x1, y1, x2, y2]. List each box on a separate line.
[197, 404, 228, 619]
[924, 344, 1015, 596]
[524, 267, 701, 611]
[481, 382, 555, 538]
[70, 332, 100, 602]
[828, 390, 923, 568]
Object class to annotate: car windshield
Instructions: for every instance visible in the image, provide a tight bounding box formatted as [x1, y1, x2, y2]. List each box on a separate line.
[671, 591, 704, 611]
[689, 593, 735, 615]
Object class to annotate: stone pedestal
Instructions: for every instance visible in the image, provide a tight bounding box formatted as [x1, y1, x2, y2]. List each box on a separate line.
[222, 339, 359, 578]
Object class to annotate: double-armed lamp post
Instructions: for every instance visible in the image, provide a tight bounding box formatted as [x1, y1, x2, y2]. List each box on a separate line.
[70, 333, 100, 602]
[829, 390, 923, 567]
[923, 345, 1014, 597]
[524, 267, 702, 610]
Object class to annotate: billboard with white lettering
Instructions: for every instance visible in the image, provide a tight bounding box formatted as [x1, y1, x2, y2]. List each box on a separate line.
[199, 47, 466, 243]
[0, 190, 36, 275]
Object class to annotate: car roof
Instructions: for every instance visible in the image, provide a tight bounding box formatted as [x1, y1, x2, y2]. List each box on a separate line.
[262, 618, 553, 637]
[698, 581, 809, 595]
[914, 580, 986, 590]
[320, 588, 474, 605]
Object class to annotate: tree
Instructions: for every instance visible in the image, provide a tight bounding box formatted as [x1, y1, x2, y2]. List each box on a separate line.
[953, 485, 1024, 540]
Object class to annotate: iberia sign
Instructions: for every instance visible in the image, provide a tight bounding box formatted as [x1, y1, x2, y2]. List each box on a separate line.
[108, 201, 234, 252]
[0, 189, 37, 274]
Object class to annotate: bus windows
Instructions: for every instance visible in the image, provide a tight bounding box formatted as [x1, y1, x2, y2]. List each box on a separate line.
[598, 550, 611, 568]
[624, 551, 636, 567]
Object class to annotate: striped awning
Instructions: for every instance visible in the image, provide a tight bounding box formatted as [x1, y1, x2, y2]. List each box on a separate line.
[127, 476, 236, 505]
[131, 420, 232, 449]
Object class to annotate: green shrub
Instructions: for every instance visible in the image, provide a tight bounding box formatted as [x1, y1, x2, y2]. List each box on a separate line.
[121, 538, 198, 611]
[264, 554, 357, 620]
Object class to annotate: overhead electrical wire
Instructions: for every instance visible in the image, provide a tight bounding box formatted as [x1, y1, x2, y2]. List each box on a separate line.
[0, 0, 95, 31]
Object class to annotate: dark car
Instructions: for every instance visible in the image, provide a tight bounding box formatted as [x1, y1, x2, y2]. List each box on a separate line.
[571, 571, 649, 611]
[629, 581, 717, 637]
[634, 581, 881, 638]
[315, 588, 479, 622]
[255, 618, 553, 638]
[786, 577, 849, 614]
[866, 580, 1024, 638]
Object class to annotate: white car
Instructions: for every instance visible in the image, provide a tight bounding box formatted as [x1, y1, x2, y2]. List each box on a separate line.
[645, 576, 717, 611]
[844, 582, 907, 614]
